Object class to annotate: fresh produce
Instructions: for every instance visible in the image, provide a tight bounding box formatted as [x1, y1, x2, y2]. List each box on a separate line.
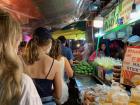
[74, 61, 93, 75]
[94, 57, 122, 70]
[89, 62, 98, 75]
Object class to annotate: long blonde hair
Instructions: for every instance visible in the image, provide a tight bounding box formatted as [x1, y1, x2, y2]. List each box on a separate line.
[0, 10, 22, 105]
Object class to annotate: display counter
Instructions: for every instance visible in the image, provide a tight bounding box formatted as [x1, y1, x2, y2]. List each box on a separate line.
[75, 74, 99, 91]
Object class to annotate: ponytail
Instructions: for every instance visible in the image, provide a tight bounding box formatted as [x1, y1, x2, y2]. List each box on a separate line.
[23, 37, 39, 65]
[50, 39, 61, 59]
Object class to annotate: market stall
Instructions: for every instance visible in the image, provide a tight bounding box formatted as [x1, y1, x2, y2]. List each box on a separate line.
[71, 0, 140, 105]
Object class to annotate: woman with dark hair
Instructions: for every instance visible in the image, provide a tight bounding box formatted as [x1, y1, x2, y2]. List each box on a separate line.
[0, 9, 42, 105]
[50, 39, 73, 104]
[23, 27, 62, 105]
[89, 43, 106, 61]
[58, 36, 74, 65]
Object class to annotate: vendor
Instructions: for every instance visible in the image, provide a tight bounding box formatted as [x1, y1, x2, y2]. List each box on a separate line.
[88, 43, 106, 62]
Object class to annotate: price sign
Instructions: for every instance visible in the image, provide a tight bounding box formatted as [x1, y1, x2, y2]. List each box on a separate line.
[121, 46, 140, 86]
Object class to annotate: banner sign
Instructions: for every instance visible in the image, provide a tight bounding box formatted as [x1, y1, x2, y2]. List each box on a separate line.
[104, 0, 133, 32]
[121, 46, 140, 86]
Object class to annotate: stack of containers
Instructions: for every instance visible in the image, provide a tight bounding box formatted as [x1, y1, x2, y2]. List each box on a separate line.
[113, 65, 122, 82]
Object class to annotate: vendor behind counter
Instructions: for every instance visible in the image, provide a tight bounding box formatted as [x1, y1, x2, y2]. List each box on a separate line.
[88, 43, 108, 62]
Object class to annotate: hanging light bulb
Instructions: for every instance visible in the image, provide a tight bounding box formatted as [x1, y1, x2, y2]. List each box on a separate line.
[93, 15, 104, 28]
[76, 43, 80, 48]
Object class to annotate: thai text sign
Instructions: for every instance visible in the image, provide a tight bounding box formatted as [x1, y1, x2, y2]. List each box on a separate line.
[104, 0, 133, 32]
[121, 46, 140, 86]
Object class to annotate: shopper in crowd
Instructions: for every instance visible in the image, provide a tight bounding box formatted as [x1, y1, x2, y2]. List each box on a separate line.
[110, 40, 125, 60]
[23, 27, 62, 105]
[0, 10, 42, 105]
[58, 36, 74, 65]
[89, 43, 106, 61]
[81, 42, 90, 61]
[50, 39, 73, 104]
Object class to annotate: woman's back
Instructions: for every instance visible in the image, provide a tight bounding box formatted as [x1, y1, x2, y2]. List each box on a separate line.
[29, 54, 55, 98]
[23, 27, 62, 105]
[27, 54, 61, 96]
[28, 54, 57, 80]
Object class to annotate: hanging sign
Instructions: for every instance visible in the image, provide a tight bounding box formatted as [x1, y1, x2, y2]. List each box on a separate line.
[104, 0, 133, 32]
[121, 46, 140, 86]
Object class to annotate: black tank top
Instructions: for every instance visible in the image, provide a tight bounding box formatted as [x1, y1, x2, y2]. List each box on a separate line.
[33, 59, 54, 98]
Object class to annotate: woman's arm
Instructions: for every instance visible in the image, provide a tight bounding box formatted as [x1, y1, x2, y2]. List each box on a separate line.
[53, 61, 62, 100]
[64, 57, 74, 78]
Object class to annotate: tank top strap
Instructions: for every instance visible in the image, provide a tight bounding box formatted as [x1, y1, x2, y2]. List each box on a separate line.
[61, 57, 65, 63]
[45, 59, 54, 79]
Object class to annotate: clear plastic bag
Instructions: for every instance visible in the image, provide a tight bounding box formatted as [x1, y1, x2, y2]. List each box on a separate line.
[131, 85, 140, 104]
[81, 84, 110, 105]
[81, 87, 96, 105]
[112, 90, 129, 105]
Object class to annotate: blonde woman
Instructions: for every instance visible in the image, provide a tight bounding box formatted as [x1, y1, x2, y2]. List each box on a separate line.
[23, 27, 62, 105]
[50, 39, 73, 104]
[0, 10, 42, 105]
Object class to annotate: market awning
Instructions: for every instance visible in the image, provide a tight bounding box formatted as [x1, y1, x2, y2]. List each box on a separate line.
[52, 29, 85, 40]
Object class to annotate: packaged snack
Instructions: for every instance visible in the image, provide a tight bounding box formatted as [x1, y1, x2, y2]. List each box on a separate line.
[81, 87, 96, 105]
[112, 90, 129, 105]
[106, 81, 122, 103]
[131, 85, 140, 104]
[131, 75, 140, 86]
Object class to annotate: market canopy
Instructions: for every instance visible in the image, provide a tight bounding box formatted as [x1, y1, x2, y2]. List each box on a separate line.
[52, 29, 85, 40]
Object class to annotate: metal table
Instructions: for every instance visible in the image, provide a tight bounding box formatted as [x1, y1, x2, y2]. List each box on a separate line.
[75, 74, 98, 91]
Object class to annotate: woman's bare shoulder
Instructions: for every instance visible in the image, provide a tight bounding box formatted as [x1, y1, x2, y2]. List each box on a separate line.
[43, 55, 61, 72]
[53, 59, 61, 71]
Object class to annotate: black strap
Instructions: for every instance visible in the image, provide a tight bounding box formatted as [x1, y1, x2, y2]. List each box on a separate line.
[45, 59, 54, 79]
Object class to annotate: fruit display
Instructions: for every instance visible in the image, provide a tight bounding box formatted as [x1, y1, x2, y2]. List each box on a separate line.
[94, 57, 122, 70]
[73, 61, 93, 75]
[89, 62, 98, 75]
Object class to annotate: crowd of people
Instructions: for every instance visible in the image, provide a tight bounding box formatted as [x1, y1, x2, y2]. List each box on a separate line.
[0, 8, 128, 105]
[0, 9, 74, 105]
